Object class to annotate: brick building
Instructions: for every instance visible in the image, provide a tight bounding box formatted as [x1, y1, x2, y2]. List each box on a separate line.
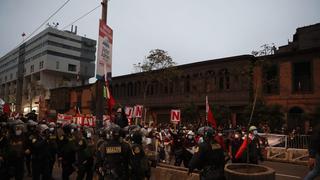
[49, 23, 320, 128]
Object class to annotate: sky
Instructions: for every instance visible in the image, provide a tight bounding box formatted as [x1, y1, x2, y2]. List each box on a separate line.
[0, 0, 320, 77]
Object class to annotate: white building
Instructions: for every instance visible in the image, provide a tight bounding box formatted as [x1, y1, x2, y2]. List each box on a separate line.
[0, 26, 96, 114]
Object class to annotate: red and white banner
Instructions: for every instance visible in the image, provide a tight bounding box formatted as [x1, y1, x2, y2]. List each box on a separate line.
[96, 19, 113, 79]
[125, 107, 133, 118]
[170, 109, 181, 123]
[57, 114, 110, 127]
[133, 105, 143, 118]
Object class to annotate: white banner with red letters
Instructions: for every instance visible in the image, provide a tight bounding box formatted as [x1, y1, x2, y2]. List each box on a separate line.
[170, 109, 181, 124]
[57, 114, 109, 127]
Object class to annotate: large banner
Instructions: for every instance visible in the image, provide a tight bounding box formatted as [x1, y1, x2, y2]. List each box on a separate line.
[57, 114, 110, 127]
[96, 19, 113, 79]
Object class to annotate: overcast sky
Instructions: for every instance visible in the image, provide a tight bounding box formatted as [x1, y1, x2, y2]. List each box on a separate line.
[1, 0, 319, 77]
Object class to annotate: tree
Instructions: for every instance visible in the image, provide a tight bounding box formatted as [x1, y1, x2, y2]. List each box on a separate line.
[241, 100, 284, 132]
[181, 102, 200, 124]
[251, 43, 277, 57]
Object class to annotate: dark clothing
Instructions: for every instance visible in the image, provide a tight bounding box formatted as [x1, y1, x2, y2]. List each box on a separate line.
[189, 141, 225, 180]
[0, 136, 9, 180]
[58, 135, 77, 180]
[30, 135, 51, 180]
[130, 143, 150, 180]
[48, 133, 58, 178]
[75, 138, 95, 180]
[114, 116, 128, 129]
[230, 138, 245, 163]
[96, 139, 131, 180]
[309, 124, 320, 158]
[172, 133, 185, 166]
[7, 135, 27, 180]
[246, 136, 263, 164]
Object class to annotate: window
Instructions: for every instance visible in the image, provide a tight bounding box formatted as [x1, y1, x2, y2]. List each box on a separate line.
[30, 65, 34, 73]
[292, 61, 312, 93]
[10, 73, 12, 80]
[39, 61, 44, 69]
[56, 61, 59, 69]
[68, 64, 76, 72]
[5, 76, 7, 81]
[263, 64, 279, 94]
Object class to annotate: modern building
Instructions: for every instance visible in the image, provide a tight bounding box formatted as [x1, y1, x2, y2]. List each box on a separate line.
[0, 26, 96, 116]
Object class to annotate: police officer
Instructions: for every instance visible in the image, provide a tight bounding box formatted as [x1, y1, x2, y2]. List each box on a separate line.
[58, 124, 77, 180]
[0, 122, 9, 180]
[75, 128, 95, 180]
[130, 130, 151, 180]
[7, 120, 27, 180]
[96, 123, 131, 180]
[30, 124, 51, 180]
[47, 122, 58, 179]
[25, 120, 38, 177]
[189, 126, 225, 180]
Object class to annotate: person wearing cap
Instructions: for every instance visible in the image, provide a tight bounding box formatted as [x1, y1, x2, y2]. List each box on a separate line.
[188, 126, 225, 180]
[247, 125, 264, 164]
[7, 121, 27, 180]
[30, 124, 51, 180]
[25, 120, 38, 177]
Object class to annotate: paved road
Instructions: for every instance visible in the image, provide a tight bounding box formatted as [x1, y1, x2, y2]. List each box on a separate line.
[22, 161, 319, 180]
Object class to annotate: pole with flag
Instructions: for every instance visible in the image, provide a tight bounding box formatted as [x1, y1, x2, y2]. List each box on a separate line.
[206, 96, 217, 128]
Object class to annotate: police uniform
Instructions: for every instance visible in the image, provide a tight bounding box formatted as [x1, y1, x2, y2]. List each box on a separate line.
[58, 131, 77, 180]
[7, 132, 26, 180]
[47, 130, 58, 179]
[0, 129, 9, 180]
[96, 139, 131, 180]
[189, 127, 225, 180]
[30, 133, 51, 180]
[75, 137, 95, 180]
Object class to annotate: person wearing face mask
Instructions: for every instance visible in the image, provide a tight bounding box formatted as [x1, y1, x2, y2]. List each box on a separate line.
[114, 107, 128, 129]
[7, 121, 27, 180]
[47, 122, 58, 180]
[183, 130, 197, 168]
[25, 120, 38, 177]
[30, 124, 51, 180]
[74, 129, 95, 180]
[246, 126, 264, 164]
[58, 124, 77, 180]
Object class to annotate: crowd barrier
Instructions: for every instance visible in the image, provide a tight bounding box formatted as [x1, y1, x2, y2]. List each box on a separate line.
[260, 133, 310, 165]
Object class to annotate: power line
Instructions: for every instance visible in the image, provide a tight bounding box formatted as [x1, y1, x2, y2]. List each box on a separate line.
[62, 4, 101, 30]
[21, 0, 71, 44]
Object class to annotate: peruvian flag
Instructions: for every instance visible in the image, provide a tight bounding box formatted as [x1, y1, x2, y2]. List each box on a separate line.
[104, 80, 116, 113]
[206, 96, 217, 128]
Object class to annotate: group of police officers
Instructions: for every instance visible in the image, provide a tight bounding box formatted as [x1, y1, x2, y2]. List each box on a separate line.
[0, 109, 264, 180]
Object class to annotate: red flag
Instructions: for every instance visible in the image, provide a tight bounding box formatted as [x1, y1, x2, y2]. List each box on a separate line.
[235, 138, 249, 159]
[105, 81, 116, 113]
[206, 96, 217, 128]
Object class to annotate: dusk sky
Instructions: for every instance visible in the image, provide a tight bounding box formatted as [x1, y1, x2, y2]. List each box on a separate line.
[1, 0, 319, 77]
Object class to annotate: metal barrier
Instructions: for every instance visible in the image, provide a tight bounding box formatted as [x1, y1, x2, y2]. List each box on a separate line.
[259, 133, 310, 149]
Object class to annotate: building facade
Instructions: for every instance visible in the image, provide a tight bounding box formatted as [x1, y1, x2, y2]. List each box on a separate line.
[49, 23, 320, 128]
[0, 26, 96, 115]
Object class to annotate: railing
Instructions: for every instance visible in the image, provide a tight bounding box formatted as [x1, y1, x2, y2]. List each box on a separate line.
[259, 133, 311, 149]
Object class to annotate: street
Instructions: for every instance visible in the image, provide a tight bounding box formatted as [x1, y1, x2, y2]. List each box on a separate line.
[22, 160, 319, 180]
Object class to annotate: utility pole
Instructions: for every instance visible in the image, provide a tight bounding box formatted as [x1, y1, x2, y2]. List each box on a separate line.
[95, 0, 109, 129]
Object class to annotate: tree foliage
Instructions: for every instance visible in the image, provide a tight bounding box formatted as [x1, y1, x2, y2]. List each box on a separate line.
[181, 102, 200, 124]
[252, 43, 277, 57]
[241, 100, 284, 131]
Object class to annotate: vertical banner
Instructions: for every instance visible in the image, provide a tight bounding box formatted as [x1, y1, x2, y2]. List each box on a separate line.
[170, 109, 181, 124]
[96, 19, 113, 80]
[125, 106, 133, 125]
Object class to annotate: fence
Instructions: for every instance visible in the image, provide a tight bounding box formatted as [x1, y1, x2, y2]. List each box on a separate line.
[259, 133, 311, 149]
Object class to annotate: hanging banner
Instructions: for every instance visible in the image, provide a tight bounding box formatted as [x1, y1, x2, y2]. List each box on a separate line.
[56, 114, 109, 127]
[133, 105, 143, 118]
[171, 109, 181, 123]
[125, 106, 133, 118]
[96, 19, 113, 79]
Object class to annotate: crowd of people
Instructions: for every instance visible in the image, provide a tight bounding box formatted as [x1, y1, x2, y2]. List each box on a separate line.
[0, 108, 268, 180]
